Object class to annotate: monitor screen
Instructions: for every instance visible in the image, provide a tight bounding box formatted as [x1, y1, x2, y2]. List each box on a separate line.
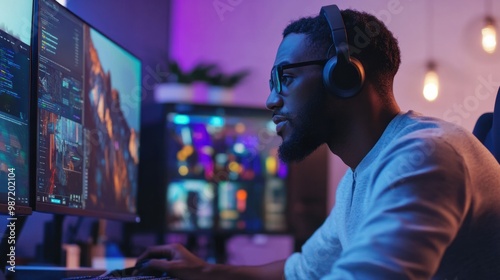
[163, 104, 288, 233]
[35, 0, 141, 221]
[218, 181, 264, 231]
[166, 179, 215, 231]
[0, 0, 35, 215]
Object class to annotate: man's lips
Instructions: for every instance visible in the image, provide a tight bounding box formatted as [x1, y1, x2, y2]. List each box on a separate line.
[272, 115, 288, 134]
[272, 115, 287, 125]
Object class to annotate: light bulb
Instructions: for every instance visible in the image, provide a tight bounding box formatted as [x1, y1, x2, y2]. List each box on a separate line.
[423, 64, 439, 102]
[482, 17, 497, 54]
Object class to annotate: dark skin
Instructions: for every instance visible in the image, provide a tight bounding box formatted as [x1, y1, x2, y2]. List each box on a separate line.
[135, 33, 400, 279]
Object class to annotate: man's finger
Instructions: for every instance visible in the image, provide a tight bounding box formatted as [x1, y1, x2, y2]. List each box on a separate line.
[136, 244, 178, 264]
[147, 258, 183, 271]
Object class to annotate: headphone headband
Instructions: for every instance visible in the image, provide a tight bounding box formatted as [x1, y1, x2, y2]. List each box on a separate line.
[320, 5, 349, 62]
[320, 5, 365, 98]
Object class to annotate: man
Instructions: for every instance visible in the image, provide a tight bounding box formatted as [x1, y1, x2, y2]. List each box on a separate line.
[136, 5, 500, 279]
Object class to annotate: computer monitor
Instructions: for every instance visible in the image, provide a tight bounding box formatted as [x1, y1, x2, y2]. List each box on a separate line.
[0, 0, 35, 215]
[34, 0, 141, 222]
[162, 103, 289, 233]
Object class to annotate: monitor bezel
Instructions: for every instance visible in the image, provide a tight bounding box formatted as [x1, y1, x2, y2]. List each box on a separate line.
[32, 0, 142, 222]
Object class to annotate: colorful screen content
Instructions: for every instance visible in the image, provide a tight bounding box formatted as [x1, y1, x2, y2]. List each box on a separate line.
[165, 106, 288, 232]
[36, 0, 141, 221]
[0, 0, 34, 215]
[166, 180, 214, 231]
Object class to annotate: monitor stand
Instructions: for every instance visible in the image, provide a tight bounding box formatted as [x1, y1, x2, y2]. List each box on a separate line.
[38, 214, 91, 267]
[41, 214, 65, 266]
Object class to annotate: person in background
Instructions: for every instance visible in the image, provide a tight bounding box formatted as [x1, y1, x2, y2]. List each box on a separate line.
[136, 4, 500, 279]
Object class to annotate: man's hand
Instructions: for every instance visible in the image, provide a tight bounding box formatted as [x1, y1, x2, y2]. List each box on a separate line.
[134, 243, 210, 280]
[135, 243, 287, 280]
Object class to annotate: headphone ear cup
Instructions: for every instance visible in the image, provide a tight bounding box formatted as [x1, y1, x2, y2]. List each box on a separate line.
[322, 56, 338, 94]
[323, 56, 365, 98]
[349, 57, 365, 92]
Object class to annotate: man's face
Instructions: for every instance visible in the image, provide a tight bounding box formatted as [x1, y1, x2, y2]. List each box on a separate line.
[266, 33, 332, 163]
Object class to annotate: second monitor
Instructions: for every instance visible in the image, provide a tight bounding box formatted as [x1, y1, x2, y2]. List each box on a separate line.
[162, 103, 289, 234]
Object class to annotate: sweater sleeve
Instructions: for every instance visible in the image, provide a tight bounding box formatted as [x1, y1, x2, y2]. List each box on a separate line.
[321, 135, 470, 280]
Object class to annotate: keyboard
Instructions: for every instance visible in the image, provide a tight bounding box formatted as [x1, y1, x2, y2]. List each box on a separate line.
[62, 266, 180, 280]
[62, 276, 177, 280]
[4, 266, 106, 280]
[4, 266, 179, 280]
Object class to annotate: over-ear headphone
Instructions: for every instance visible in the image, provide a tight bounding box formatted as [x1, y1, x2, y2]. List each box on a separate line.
[320, 5, 365, 98]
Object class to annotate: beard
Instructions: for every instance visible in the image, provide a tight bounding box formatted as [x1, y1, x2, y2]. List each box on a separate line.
[278, 95, 330, 163]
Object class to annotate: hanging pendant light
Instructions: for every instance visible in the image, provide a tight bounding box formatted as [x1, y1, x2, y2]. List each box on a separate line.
[423, 62, 439, 102]
[422, 0, 439, 102]
[482, 16, 497, 54]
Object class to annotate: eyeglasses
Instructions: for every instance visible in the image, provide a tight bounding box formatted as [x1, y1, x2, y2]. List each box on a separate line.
[269, 59, 328, 94]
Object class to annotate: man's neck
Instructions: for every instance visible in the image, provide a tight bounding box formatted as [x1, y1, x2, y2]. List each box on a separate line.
[329, 105, 400, 169]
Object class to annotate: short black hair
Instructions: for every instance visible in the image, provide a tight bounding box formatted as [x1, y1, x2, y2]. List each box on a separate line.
[283, 8, 401, 95]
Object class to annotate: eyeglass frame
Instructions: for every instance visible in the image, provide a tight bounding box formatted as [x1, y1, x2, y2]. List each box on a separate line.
[269, 59, 328, 94]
